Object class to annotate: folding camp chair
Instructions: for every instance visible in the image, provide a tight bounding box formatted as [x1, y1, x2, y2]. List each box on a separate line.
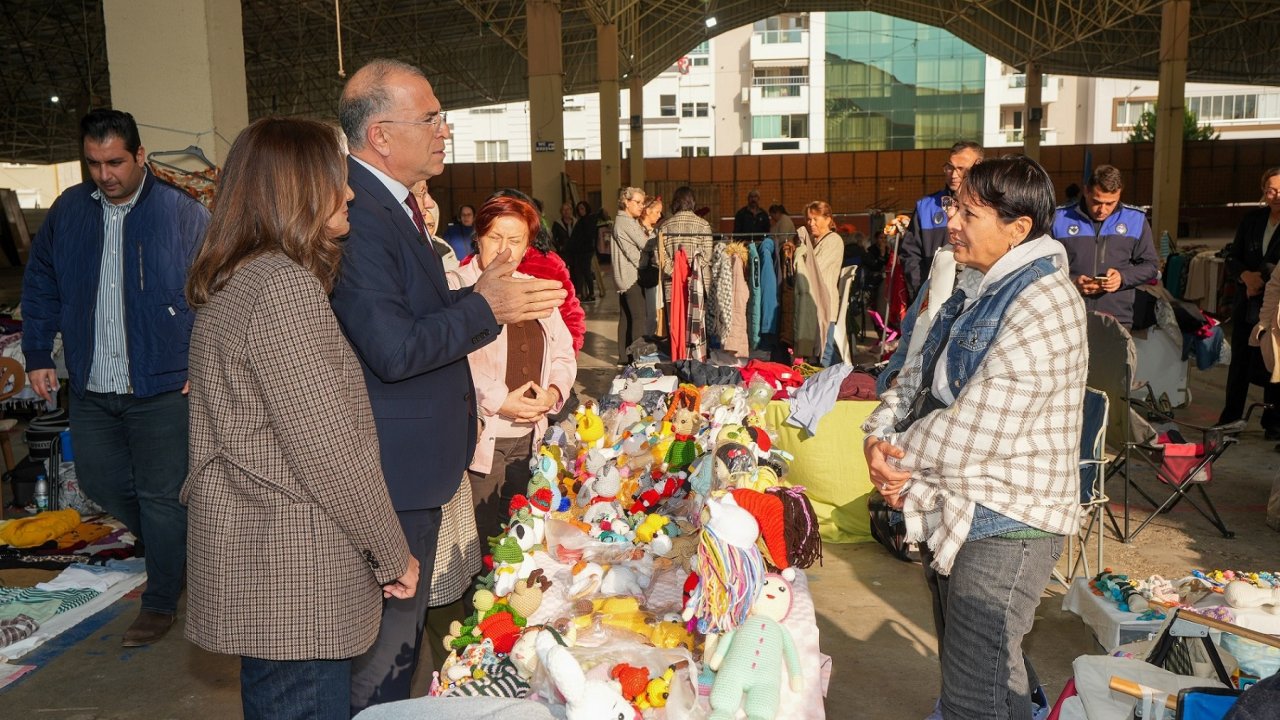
[1055, 387, 1110, 587]
[1085, 312, 1258, 542]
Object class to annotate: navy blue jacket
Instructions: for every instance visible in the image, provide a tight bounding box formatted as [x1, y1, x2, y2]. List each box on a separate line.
[1051, 201, 1157, 328]
[330, 157, 500, 511]
[21, 173, 208, 398]
[899, 188, 952, 299]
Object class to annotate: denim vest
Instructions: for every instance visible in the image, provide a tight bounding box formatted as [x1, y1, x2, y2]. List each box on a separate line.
[906, 255, 1059, 540]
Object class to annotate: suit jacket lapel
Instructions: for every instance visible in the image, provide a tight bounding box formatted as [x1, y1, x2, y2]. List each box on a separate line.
[346, 157, 450, 303]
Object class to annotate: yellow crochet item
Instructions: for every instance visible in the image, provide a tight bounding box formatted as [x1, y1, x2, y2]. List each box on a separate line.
[56, 522, 112, 550]
[0, 509, 82, 548]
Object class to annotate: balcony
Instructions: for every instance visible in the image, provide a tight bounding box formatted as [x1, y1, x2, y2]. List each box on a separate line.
[1000, 128, 1058, 145]
[747, 76, 810, 113]
[750, 30, 809, 62]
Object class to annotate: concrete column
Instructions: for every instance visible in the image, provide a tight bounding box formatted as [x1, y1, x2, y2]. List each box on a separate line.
[1022, 61, 1042, 162]
[598, 22, 621, 212]
[103, 0, 248, 165]
[527, 0, 565, 211]
[629, 76, 645, 191]
[1152, 0, 1190, 240]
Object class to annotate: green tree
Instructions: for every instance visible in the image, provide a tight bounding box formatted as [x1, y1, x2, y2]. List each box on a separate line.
[1128, 107, 1219, 142]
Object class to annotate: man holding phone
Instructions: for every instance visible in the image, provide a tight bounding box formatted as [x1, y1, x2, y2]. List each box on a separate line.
[1051, 164, 1158, 328]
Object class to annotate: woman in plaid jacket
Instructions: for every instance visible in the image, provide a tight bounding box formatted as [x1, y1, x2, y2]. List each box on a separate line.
[863, 156, 1087, 720]
[182, 118, 417, 720]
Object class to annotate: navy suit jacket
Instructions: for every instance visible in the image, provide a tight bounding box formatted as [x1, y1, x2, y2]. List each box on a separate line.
[331, 156, 499, 510]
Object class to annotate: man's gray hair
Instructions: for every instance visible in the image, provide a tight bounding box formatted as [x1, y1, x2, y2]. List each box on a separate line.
[339, 58, 428, 151]
[617, 186, 644, 210]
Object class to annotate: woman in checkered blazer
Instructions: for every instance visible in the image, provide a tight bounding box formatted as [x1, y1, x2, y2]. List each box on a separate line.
[183, 118, 418, 720]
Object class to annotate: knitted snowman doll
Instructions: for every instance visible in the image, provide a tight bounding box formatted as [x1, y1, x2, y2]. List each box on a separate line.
[707, 573, 803, 720]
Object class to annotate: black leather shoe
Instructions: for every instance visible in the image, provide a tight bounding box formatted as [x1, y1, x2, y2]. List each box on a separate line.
[122, 610, 175, 647]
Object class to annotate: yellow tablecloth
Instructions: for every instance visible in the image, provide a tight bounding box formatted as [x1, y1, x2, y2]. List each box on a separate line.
[765, 399, 877, 544]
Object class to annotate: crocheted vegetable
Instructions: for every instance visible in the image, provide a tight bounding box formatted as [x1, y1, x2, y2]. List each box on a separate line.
[708, 574, 804, 720]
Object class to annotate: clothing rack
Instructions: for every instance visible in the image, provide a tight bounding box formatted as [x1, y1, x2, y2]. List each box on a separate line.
[661, 231, 798, 242]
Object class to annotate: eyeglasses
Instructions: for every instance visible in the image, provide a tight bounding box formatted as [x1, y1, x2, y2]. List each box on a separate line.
[943, 163, 968, 176]
[940, 195, 959, 218]
[1265, 187, 1280, 197]
[377, 112, 448, 133]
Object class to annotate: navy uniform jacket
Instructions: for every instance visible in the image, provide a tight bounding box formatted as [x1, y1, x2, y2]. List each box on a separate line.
[330, 157, 500, 511]
[899, 188, 952, 299]
[1051, 201, 1158, 328]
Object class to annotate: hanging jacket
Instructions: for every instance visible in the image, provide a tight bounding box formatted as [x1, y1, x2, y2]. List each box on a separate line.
[758, 236, 780, 336]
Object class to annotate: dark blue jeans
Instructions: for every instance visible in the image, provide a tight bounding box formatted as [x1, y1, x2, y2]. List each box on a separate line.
[68, 390, 188, 614]
[241, 655, 350, 720]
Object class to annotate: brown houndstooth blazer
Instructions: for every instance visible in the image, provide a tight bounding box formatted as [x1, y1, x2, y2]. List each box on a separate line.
[182, 253, 410, 661]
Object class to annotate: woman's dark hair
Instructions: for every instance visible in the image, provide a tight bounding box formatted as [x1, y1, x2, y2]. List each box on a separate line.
[768, 203, 789, 215]
[959, 155, 1055, 241]
[575, 200, 591, 217]
[80, 109, 142, 154]
[186, 117, 347, 307]
[670, 186, 697, 213]
[487, 188, 553, 252]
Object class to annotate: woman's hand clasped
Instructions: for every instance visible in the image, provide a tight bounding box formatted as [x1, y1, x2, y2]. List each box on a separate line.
[864, 435, 912, 509]
[498, 381, 559, 422]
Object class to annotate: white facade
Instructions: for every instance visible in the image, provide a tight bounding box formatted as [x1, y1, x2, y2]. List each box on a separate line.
[983, 58, 1280, 149]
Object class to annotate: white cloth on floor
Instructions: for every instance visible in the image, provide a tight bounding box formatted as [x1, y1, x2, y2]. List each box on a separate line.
[36, 564, 140, 594]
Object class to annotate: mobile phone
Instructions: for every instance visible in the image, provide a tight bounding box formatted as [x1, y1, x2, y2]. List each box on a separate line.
[1093, 274, 1109, 282]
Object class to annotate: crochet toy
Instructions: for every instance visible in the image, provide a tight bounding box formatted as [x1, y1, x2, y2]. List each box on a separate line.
[708, 574, 804, 720]
[599, 563, 651, 597]
[508, 570, 552, 620]
[1224, 581, 1280, 613]
[729, 487, 824, 580]
[610, 378, 646, 438]
[633, 514, 670, 545]
[636, 663, 678, 711]
[534, 628, 639, 720]
[569, 560, 605, 599]
[731, 488, 796, 579]
[491, 534, 537, 597]
[574, 402, 606, 451]
[661, 384, 704, 471]
[610, 662, 650, 701]
[685, 494, 766, 634]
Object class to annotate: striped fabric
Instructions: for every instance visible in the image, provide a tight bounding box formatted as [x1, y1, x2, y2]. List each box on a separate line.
[0, 586, 101, 615]
[86, 180, 145, 394]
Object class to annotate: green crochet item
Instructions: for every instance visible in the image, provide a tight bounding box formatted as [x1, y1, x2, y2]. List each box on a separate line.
[665, 436, 697, 470]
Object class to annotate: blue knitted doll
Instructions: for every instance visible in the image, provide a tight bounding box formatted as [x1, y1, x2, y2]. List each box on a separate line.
[707, 573, 803, 720]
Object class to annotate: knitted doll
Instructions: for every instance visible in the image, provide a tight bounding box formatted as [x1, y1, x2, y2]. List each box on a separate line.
[708, 574, 804, 720]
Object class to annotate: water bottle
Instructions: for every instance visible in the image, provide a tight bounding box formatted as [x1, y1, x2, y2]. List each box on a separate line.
[34, 474, 49, 512]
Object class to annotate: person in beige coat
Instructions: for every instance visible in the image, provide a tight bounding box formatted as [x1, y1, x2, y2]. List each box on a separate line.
[182, 117, 417, 720]
[1251, 267, 1280, 385]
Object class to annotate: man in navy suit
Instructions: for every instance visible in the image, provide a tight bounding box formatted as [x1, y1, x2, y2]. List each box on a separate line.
[331, 58, 566, 713]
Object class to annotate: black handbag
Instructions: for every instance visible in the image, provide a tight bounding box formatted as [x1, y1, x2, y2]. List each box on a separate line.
[636, 251, 659, 289]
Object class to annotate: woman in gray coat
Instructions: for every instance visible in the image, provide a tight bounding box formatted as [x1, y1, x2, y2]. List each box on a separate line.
[182, 117, 418, 720]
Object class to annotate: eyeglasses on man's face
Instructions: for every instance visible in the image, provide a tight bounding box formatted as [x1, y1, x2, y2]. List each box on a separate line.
[377, 112, 449, 132]
[943, 163, 969, 177]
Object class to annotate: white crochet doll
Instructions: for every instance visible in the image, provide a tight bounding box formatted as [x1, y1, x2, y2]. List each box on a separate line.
[707, 573, 803, 720]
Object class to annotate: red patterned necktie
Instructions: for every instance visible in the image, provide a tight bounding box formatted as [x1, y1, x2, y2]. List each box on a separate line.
[405, 194, 427, 237]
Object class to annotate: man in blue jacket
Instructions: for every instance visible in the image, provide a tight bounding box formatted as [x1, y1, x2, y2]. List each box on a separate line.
[22, 109, 209, 646]
[899, 140, 984, 300]
[331, 59, 566, 713]
[1051, 164, 1158, 328]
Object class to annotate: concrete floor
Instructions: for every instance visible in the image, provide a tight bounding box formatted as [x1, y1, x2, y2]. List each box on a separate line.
[2, 267, 1278, 719]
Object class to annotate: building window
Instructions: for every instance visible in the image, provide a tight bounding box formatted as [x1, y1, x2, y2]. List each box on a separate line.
[753, 14, 808, 44]
[691, 56, 709, 67]
[563, 104, 585, 112]
[753, 66, 808, 98]
[1115, 99, 1155, 127]
[690, 41, 709, 55]
[680, 146, 711, 157]
[752, 114, 808, 139]
[472, 107, 505, 114]
[660, 94, 677, 117]
[565, 148, 586, 160]
[475, 140, 508, 162]
[681, 102, 710, 118]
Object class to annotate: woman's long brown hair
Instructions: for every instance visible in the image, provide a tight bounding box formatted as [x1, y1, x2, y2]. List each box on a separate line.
[186, 117, 348, 307]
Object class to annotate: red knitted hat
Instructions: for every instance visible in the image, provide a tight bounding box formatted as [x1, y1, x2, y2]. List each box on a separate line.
[730, 488, 793, 579]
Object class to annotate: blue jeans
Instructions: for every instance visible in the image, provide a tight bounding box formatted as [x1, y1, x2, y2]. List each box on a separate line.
[241, 656, 350, 720]
[931, 535, 1061, 720]
[68, 390, 189, 614]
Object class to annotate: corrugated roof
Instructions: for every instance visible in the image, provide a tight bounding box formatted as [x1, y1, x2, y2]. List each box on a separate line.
[3, 0, 1278, 164]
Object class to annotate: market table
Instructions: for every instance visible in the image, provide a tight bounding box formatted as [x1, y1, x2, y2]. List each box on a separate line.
[766, 399, 877, 544]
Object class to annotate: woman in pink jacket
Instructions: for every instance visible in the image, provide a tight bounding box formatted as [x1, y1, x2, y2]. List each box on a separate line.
[449, 195, 578, 547]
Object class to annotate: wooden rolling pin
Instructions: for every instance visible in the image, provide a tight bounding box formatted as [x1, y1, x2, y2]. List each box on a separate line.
[1146, 600, 1280, 649]
[1108, 676, 1178, 710]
